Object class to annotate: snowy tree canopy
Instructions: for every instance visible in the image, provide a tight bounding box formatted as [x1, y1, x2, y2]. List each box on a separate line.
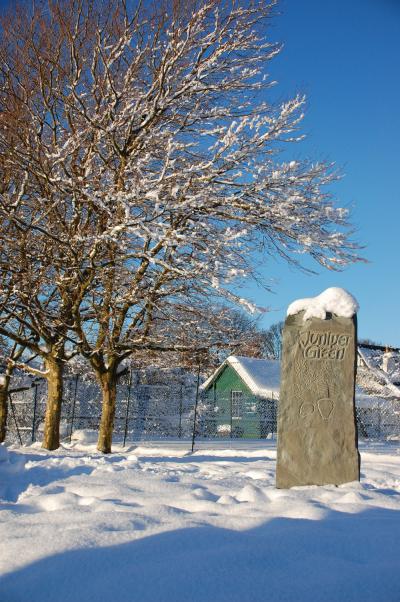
[0, 0, 364, 451]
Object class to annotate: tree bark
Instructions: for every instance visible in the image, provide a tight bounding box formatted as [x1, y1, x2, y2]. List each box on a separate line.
[0, 375, 10, 443]
[97, 368, 118, 454]
[42, 357, 64, 451]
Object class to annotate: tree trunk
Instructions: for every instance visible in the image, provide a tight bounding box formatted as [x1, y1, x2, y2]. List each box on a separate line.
[42, 358, 64, 451]
[97, 368, 118, 454]
[0, 375, 10, 443]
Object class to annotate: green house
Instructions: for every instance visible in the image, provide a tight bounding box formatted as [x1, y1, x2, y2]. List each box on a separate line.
[201, 355, 280, 438]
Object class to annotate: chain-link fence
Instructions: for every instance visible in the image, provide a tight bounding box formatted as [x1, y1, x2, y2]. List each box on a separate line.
[4, 372, 400, 446]
[5, 372, 197, 445]
[356, 406, 400, 440]
[4, 371, 278, 446]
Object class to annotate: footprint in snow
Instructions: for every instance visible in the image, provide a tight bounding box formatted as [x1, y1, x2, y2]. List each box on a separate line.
[217, 494, 239, 505]
[189, 487, 219, 502]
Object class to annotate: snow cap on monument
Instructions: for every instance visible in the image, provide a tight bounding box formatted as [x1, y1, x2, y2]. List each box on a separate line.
[287, 287, 359, 321]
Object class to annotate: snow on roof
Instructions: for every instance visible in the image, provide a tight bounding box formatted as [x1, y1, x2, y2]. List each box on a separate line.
[287, 287, 359, 321]
[357, 348, 400, 399]
[201, 355, 280, 397]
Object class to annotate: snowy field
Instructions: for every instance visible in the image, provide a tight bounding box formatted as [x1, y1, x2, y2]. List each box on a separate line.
[1, 436, 400, 602]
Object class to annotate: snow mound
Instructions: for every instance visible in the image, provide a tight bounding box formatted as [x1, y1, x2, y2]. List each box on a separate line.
[70, 429, 98, 445]
[236, 484, 269, 503]
[287, 287, 359, 321]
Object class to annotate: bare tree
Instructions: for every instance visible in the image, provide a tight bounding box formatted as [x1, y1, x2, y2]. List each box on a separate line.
[200, 308, 270, 363]
[0, 2, 101, 448]
[261, 321, 283, 359]
[0, 334, 26, 442]
[0, 0, 363, 452]
[0, 213, 80, 449]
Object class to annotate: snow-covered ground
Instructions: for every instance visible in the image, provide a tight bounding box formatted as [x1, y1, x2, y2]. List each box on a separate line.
[1, 435, 400, 602]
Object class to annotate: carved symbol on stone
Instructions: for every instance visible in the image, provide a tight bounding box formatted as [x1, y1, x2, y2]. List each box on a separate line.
[317, 398, 334, 420]
[299, 402, 315, 418]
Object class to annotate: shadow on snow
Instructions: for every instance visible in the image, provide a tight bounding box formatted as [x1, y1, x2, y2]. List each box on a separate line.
[1, 507, 399, 602]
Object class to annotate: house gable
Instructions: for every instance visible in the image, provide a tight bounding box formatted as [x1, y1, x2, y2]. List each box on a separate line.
[211, 364, 253, 397]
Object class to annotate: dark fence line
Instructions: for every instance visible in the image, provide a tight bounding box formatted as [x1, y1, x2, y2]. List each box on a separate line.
[4, 371, 400, 447]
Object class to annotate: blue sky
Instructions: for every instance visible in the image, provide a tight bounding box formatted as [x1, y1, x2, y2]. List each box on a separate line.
[243, 0, 400, 346]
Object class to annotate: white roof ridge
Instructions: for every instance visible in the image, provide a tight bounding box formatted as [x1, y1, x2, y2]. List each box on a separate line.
[200, 356, 231, 392]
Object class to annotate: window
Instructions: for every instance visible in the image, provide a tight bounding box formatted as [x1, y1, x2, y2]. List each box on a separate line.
[231, 390, 243, 418]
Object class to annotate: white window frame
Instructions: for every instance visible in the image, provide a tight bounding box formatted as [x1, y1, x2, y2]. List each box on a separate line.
[231, 390, 243, 419]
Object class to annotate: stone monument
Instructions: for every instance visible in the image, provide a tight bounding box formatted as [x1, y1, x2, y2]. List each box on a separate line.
[276, 287, 360, 488]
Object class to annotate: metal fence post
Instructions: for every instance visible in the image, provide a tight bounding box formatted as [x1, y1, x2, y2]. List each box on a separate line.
[68, 374, 79, 443]
[230, 395, 233, 439]
[178, 384, 183, 439]
[271, 392, 275, 440]
[9, 393, 23, 445]
[31, 384, 39, 443]
[191, 364, 201, 453]
[123, 369, 133, 447]
[378, 406, 382, 438]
